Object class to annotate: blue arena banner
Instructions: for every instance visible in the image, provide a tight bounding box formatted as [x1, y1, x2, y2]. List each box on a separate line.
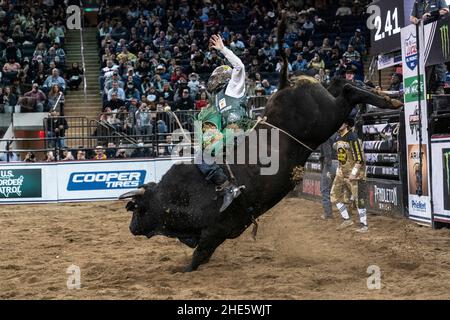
[67, 171, 146, 191]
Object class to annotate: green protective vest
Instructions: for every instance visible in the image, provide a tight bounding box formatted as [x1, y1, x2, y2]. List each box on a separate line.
[214, 87, 247, 128]
[196, 88, 248, 152]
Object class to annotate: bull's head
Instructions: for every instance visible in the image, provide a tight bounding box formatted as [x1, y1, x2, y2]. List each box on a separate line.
[119, 182, 161, 238]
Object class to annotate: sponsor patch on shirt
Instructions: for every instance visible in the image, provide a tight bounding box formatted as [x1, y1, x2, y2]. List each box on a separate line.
[219, 98, 227, 110]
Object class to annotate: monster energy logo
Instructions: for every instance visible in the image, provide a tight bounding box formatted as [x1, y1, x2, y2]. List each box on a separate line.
[440, 25, 450, 59]
[445, 152, 450, 191]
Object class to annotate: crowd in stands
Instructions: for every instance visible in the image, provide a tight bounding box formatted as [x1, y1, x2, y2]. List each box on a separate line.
[1, 0, 374, 161]
[96, 0, 371, 138]
[0, 0, 82, 115]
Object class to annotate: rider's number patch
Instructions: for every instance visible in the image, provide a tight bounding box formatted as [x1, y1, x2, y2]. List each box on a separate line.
[219, 98, 227, 110]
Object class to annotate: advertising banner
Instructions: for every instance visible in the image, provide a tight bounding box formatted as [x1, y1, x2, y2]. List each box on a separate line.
[0, 163, 57, 203]
[377, 50, 402, 70]
[401, 24, 432, 224]
[300, 173, 322, 198]
[57, 158, 192, 202]
[0, 157, 191, 204]
[431, 136, 450, 222]
[0, 169, 42, 198]
[365, 179, 404, 215]
[57, 160, 155, 201]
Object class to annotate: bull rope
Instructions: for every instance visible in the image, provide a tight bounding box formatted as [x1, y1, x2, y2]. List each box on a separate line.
[248, 116, 314, 151]
[169, 111, 314, 152]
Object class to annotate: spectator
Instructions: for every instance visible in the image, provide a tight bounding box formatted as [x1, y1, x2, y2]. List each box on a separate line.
[116, 148, 127, 159]
[135, 103, 152, 136]
[107, 81, 126, 101]
[187, 73, 200, 98]
[47, 84, 65, 115]
[160, 81, 175, 101]
[43, 68, 66, 93]
[342, 44, 361, 63]
[61, 149, 74, 161]
[52, 42, 66, 64]
[66, 62, 83, 90]
[387, 73, 403, 91]
[76, 150, 86, 160]
[333, 36, 346, 54]
[104, 71, 123, 95]
[195, 91, 209, 110]
[336, 0, 352, 16]
[100, 106, 121, 129]
[2, 57, 21, 83]
[2, 38, 21, 62]
[93, 145, 107, 160]
[105, 142, 117, 159]
[349, 29, 366, 56]
[23, 151, 36, 162]
[124, 81, 141, 101]
[276, 57, 292, 73]
[45, 150, 55, 162]
[22, 83, 46, 112]
[292, 54, 308, 72]
[261, 79, 276, 95]
[104, 92, 125, 111]
[308, 53, 325, 71]
[46, 110, 68, 149]
[2, 86, 18, 113]
[260, 58, 275, 72]
[48, 21, 66, 45]
[0, 144, 20, 162]
[131, 139, 152, 158]
[145, 85, 159, 104]
[175, 88, 195, 110]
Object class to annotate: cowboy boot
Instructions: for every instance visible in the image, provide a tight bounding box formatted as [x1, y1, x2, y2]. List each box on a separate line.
[216, 180, 245, 213]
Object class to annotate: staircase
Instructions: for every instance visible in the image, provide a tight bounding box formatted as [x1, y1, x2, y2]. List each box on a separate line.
[62, 27, 102, 148]
[64, 27, 102, 119]
[364, 50, 398, 90]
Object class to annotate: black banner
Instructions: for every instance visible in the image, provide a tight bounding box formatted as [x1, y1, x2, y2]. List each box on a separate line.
[365, 179, 404, 215]
[426, 15, 450, 66]
[368, 0, 405, 55]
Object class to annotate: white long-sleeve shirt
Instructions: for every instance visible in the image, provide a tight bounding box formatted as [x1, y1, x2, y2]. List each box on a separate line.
[219, 46, 246, 99]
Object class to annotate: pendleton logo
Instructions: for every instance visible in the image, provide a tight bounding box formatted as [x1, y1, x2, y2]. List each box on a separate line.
[441, 25, 450, 60]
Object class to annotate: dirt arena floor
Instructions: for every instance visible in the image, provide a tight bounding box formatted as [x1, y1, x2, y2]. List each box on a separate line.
[2, 196, 450, 299]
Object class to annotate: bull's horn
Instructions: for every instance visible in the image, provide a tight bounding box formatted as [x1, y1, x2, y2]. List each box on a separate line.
[118, 188, 145, 199]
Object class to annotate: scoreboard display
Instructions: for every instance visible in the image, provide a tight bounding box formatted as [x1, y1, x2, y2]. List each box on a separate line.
[367, 0, 406, 55]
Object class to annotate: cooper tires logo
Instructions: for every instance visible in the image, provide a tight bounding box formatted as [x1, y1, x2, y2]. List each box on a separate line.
[67, 171, 146, 190]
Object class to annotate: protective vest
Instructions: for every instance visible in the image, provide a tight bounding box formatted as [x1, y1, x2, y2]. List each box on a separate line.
[213, 87, 247, 128]
[335, 131, 366, 179]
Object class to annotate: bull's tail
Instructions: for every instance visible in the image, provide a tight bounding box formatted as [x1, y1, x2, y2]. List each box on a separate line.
[277, 13, 289, 91]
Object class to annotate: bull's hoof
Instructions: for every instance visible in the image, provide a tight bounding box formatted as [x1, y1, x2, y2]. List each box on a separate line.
[183, 265, 195, 272]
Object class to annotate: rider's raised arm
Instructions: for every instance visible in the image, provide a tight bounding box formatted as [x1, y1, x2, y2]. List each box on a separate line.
[219, 46, 246, 99]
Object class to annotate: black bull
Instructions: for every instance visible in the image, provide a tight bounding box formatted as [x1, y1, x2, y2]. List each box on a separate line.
[120, 77, 402, 272]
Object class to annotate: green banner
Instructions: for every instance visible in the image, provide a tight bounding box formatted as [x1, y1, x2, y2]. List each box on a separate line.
[404, 75, 425, 103]
[0, 169, 42, 198]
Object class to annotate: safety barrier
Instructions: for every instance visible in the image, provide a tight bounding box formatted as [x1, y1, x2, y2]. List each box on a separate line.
[0, 157, 191, 204]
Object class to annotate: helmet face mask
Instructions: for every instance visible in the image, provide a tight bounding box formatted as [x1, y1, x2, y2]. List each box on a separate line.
[207, 65, 232, 93]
